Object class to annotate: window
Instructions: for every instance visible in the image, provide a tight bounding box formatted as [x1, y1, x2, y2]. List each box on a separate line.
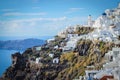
[110, 56, 113, 61]
[114, 51, 120, 58]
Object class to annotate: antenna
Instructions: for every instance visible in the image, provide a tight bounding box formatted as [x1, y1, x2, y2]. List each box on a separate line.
[118, 2, 120, 8]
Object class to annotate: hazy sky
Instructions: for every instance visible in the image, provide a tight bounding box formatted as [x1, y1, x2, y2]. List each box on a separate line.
[0, 0, 120, 37]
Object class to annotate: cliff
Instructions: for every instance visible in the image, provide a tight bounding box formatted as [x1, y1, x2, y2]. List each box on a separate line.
[0, 37, 114, 80]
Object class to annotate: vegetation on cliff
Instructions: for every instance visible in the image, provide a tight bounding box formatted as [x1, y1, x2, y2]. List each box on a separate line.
[75, 25, 94, 35]
[0, 38, 114, 80]
[0, 27, 115, 80]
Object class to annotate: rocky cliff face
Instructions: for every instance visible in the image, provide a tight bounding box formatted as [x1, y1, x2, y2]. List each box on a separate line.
[0, 39, 114, 80]
[1, 52, 26, 80]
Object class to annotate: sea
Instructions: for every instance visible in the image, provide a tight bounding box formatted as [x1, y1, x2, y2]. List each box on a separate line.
[0, 36, 52, 77]
[0, 49, 22, 77]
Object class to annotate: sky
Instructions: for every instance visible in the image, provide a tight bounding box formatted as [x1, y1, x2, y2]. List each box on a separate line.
[0, 0, 120, 37]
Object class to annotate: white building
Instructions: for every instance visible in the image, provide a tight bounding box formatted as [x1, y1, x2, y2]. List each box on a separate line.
[83, 3, 120, 80]
[58, 30, 67, 38]
[105, 9, 113, 16]
[67, 34, 78, 38]
[66, 26, 75, 33]
[53, 57, 59, 63]
[112, 68, 120, 80]
[63, 37, 78, 51]
[47, 38, 55, 43]
[92, 13, 113, 29]
[73, 24, 82, 32]
[94, 69, 113, 79]
[63, 46, 72, 52]
[36, 57, 41, 64]
[104, 51, 113, 62]
[35, 46, 41, 51]
[32, 46, 42, 53]
[104, 47, 120, 62]
[85, 70, 100, 80]
[49, 53, 54, 58]
[96, 47, 120, 79]
[54, 45, 59, 49]
[88, 15, 94, 27]
[93, 7, 120, 29]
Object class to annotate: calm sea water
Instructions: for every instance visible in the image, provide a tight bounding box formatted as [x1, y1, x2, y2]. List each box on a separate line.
[0, 49, 21, 76]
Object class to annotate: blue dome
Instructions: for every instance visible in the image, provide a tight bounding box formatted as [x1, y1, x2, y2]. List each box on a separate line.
[102, 13, 107, 16]
[89, 15, 91, 16]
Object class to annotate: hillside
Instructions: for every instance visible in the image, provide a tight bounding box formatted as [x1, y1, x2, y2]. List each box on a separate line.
[0, 26, 115, 80]
[0, 38, 114, 80]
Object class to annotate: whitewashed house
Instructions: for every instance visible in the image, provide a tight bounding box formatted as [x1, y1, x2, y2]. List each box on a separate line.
[54, 45, 59, 49]
[114, 40, 120, 47]
[35, 46, 41, 51]
[84, 3, 120, 80]
[47, 38, 55, 43]
[85, 70, 100, 80]
[90, 29, 116, 42]
[89, 2, 120, 43]
[112, 68, 120, 80]
[104, 51, 113, 62]
[105, 9, 113, 16]
[32, 46, 41, 53]
[36, 57, 41, 64]
[94, 69, 113, 79]
[90, 47, 120, 79]
[49, 53, 54, 58]
[104, 47, 120, 62]
[88, 15, 94, 27]
[100, 47, 120, 79]
[105, 3, 120, 16]
[106, 37, 113, 42]
[63, 46, 72, 52]
[53, 57, 59, 63]
[103, 61, 118, 69]
[63, 38, 78, 51]
[58, 30, 67, 38]
[73, 25, 81, 32]
[66, 26, 74, 33]
[112, 47, 120, 61]
[67, 34, 78, 38]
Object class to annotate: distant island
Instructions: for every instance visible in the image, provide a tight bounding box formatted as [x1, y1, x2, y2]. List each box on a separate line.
[0, 38, 45, 50]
